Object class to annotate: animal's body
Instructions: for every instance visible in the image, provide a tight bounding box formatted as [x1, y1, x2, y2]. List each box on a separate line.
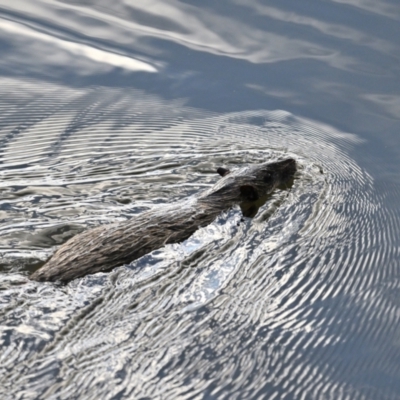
[30, 159, 296, 282]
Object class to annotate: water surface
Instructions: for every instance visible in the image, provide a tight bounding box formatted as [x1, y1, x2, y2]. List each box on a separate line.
[1, 1, 400, 399]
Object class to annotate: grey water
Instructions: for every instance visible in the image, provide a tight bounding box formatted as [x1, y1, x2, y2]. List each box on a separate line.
[0, 1, 400, 399]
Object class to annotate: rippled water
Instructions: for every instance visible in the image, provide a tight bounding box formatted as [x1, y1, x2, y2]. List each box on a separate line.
[1, 1, 400, 399]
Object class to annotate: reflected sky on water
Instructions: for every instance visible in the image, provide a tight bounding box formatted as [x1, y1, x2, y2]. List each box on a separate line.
[1, 1, 400, 399]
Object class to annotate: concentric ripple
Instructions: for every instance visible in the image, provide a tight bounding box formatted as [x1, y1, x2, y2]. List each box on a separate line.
[0, 78, 398, 400]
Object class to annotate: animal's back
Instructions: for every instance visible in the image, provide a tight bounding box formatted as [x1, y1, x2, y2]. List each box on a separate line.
[30, 201, 213, 282]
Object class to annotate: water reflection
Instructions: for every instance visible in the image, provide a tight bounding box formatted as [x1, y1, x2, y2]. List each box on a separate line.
[330, 0, 400, 20]
[0, 18, 157, 75]
[1, 0, 399, 140]
[1, 0, 400, 398]
[2, 0, 398, 75]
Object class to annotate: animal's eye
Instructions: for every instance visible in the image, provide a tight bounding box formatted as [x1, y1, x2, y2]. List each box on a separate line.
[264, 174, 273, 183]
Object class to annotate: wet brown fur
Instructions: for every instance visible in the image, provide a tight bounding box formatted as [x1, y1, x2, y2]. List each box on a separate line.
[30, 159, 296, 282]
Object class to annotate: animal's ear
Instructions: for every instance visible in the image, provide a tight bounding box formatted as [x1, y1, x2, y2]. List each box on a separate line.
[217, 167, 230, 177]
[240, 185, 259, 201]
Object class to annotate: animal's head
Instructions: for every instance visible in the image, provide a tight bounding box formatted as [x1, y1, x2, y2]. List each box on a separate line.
[201, 158, 296, 207]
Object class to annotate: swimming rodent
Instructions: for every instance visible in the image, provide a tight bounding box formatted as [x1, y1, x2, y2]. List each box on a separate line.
[30, 158, 296, 283]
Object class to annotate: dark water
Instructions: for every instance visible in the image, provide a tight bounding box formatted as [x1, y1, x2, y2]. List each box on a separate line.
[1, 1, 400, 399]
